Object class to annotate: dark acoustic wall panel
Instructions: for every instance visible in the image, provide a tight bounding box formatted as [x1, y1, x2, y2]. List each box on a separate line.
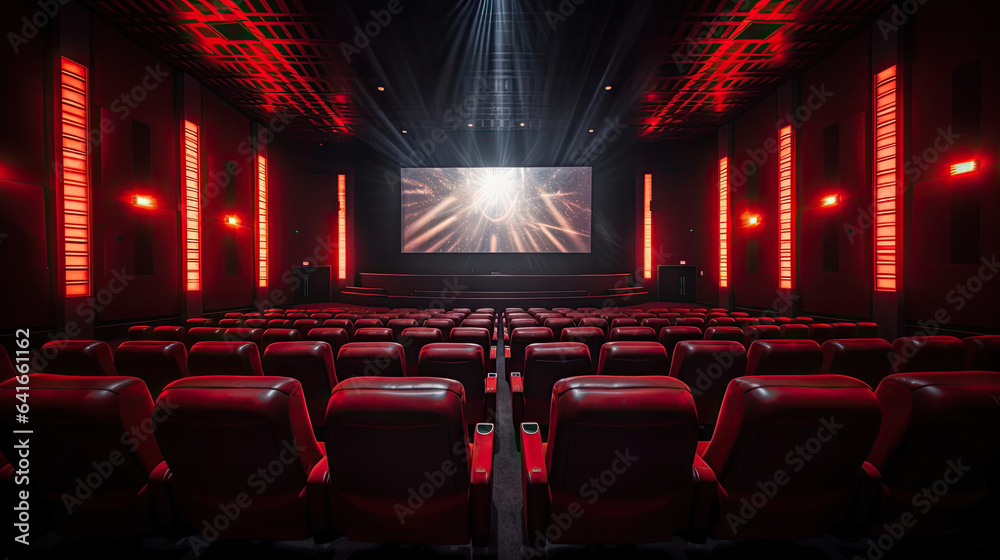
[949, 60, 981, 264]
[132, 121, 154, 275]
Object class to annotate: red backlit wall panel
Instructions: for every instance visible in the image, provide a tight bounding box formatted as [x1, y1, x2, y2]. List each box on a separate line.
[874, 65, 898, 292]
[778, 125, 794, 290]
[337, 174, 347, 280]
[719, 157, 729, 288]
[257, 155, 268, 288]
[183, 121, 201, 291]
[643, 173, 652, 279]
[60, 57, 91, 297]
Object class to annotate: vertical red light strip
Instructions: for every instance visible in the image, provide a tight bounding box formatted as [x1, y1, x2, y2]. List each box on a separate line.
[337, 174, 347, 280]
[778, 125, 794, 290]
[643, 173, 652, 279]
[874, 66, 898, 292]
[719, 157, 729, 288]
[183, 121, 201, 292]
[60, 58, 91, 297]
[256, 155, 268, 288]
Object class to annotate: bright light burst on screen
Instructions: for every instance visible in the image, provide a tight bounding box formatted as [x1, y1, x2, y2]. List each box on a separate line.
[402, 167, 591, 253]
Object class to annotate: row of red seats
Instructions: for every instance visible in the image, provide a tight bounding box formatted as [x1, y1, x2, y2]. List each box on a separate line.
[22, 338, 498, 436]
[520, 371, 1000, 545]
[509, 337, 1000, 435]
[0, 374, 493, 546]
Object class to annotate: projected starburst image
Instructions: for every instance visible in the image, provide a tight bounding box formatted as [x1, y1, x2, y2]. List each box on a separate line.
[402, 167, 592, 253]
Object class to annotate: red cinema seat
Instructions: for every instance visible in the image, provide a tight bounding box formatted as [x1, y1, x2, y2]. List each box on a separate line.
[114, 341, 189, 399]
[659, 313, 682, 322]
[323, 319, 355, 338]
[266, 319, 293, 329]
[184, 326, 226, 349]
[217, 318, 242, 329]
[475, 307, 495, 314]
[290, 319, 320, 338]
[224, 327, 265, 348]
[154, 376, 323, 540]
[150, 326, 186, 343]
[424, 318, 456, 341]
[597, 341, 669, 376]
[856, 322, 879, 338]
[820, 339, 894, 388]
[831, 323, 857, 338]
[641, 318, 673, 333]
[699, 375, 881, 539]
[779, 323, 810, 340]
[610, 317, 639, 330]
[508, 327, 554, 378]
[964, 335, 1000, 371]
[336, 313, 362, 322]
[542, 318, 575, 342]
[704, 326, 745, 344]
[185, 318, 212, 328]
[609, 326, 658, 342]
[775, 317, 794, 325]
[707, 317, 737, 327]
[404, 313, 431, 326]
[261, 328, 303, 351]
[400, 327, 444, 376]
[891, 336, 966, 373]
[310, 313, 333, 320]
[313, 377, 493, 546]
[39, 340, 117, 376]
[520, 376, 706, 545]
[865, 371, 1000, 535]
[466, 313, 495, 327]
[419, 343, 494, 426]
[243, 319, 267, 329]
[579, 317, 609, 338]
[731, 312, 750, 318]
[735, 317, 757, 330]
[658, 326, 703, 361]
[808, 323, 835, 345]
[745, 340, 823, 376]
[335, 342, 405, 380]
[669, 341, 747, 427]
[128, 325, 153, 341]
[262, 341, 338, 437]
[307, 328, 351, 362]
[511, 342, 591, 434]
[0, 346, 15, 381]
[507, 318, 538, 334]
[452, 307, 473, 315]
[360, 315, 387, 326]
[755, 317, 776, 325]
[744, 324, 781, 347]
[676, 317, 705, 332]
[224, 312, 243, 319]
[560, 326, 604, 374]
[0, 375, 168, 536]
[286, 312, 308, 319]
[631, 312, 656, 322]
[451, 327, 493, 373]
[353, 327, 395, 343]
[188, 341, 263, 376]
[387, 319, 418, 343]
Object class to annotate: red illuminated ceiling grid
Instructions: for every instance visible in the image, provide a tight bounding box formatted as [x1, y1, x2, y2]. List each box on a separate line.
[873, 65, 898, 292]
[257, 155, 268, 288]
[80, 0, 357, 136]
[61, 58, 91, 297]
[640, 0, 893, 139]
[778, 125, 793, 290]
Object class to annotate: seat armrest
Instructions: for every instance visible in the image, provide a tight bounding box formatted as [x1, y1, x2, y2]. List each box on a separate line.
[520, 422, 548, 545]
[854, 461, 882, 529]
[690, 453, 718, 536]
[148, 460, 176, 528]
[307, 456, 330, 535]
[511, 372, 524, 434]
[484, 373, 497, 424]
[470, 423, 494, 547]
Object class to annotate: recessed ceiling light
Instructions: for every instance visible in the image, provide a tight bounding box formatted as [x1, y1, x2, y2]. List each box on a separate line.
[468, 123, 474, 127]
[401, 130, 407, 133]
[519, 122, 525, 127]
[588, 129, 594, 133]
[605, 85, 612, 90]
[377, 86, 385, 91]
